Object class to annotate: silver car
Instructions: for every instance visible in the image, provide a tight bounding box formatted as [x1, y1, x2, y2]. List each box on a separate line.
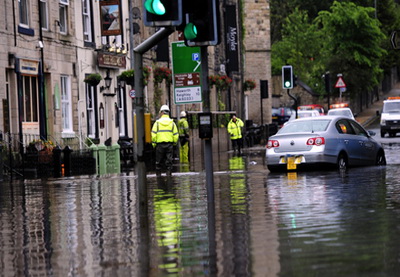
[266, 116, 386, 172]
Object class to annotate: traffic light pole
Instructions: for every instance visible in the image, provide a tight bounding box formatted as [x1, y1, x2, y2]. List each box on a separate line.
[133, 27, 174, 247]
[287, 89, 298, 118]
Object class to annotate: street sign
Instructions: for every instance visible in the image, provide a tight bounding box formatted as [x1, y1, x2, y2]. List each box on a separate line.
[335, 77, 346, 88]
[171, 41, 202, 104]
[390, 30, 400, 50]
[129, 89, 135, 99]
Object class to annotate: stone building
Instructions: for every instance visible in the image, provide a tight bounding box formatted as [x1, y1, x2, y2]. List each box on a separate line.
[0, 0, 272, 150]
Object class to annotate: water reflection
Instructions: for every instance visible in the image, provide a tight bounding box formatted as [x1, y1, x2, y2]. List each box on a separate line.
[1, 161, 400, 276]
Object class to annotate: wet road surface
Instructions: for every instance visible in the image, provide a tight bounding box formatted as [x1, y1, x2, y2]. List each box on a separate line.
[1, 149, 400, 276]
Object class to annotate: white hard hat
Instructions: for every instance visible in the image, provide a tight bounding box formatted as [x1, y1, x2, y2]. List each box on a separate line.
[180, 111, 186, 117]
[160, 105, 170, 112]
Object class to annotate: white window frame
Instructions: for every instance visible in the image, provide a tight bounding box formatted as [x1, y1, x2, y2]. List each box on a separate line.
[118, 87, 126, 136]
[19, 0, 30, 27]
[86, 86, 96, 138]
[61, 75, 74, 136]
[82, 0, 92, 42]
[59, 1, 68, 34]
[40, 0, 49, 30]
[22, 75, 39, 123]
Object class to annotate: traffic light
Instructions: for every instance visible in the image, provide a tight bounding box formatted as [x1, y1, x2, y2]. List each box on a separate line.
[182, 0, 220, 46]
[144, 0, 183, 27]
[282, 65, 293, 89]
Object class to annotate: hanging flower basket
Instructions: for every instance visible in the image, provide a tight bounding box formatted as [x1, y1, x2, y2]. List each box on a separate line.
[154, 67, 172, 85]
[119, 66, 151, 87]
[209, 75, 232, 91]
[243, 79, 256, 91]
[84, 73, 102, 86]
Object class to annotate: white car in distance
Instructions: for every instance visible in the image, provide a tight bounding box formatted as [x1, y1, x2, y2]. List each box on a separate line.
[327, 107, 355, 120]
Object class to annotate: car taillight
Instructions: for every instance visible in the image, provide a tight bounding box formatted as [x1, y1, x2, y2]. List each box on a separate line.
[306, 137, 325, 146]
[267, 140, 280, 149]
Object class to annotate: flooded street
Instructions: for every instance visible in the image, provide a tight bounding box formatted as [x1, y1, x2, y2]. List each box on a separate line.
[1, 151, 400, 276]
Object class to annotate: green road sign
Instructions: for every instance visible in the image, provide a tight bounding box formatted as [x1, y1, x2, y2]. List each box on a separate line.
[171, 41, 202, 104]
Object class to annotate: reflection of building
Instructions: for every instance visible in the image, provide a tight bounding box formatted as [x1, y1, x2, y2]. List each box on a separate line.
[1, 1, 272, 154]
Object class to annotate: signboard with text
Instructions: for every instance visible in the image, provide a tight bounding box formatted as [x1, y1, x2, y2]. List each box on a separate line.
[171, 41, 202, 104]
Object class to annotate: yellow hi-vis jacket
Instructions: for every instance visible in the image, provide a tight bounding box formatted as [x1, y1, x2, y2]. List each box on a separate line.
[151, 114, 179, 147]
[227, 118, 244, 140]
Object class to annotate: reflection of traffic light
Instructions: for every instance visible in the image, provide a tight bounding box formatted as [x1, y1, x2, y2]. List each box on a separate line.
[182, 0, 220, 46]
[282, 65, 293, 89]
[144, 0, 182, 27]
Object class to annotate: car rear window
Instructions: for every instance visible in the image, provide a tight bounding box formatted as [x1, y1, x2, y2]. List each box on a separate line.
[279, 119, 331, 134]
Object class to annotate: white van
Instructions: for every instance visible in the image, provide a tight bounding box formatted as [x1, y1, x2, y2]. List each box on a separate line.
[380, 97, 400, 137]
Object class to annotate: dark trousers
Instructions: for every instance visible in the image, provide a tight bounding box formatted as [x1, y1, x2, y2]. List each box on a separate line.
[155, 143, 174, 171]
[231, 138, 243, 152]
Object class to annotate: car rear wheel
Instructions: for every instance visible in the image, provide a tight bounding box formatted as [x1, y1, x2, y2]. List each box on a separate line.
[380, 131, 385, 138]
[337, 154, 348, 171]
[376, 151, 386, 166]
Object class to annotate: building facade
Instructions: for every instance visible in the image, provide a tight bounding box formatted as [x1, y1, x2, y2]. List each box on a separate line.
[0, 0, 272, 150]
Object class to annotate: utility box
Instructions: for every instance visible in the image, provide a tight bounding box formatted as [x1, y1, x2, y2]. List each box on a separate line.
[198, 113, 213, 139]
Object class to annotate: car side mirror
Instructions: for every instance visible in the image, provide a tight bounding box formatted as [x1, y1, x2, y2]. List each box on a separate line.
[368, 130, 376, 136]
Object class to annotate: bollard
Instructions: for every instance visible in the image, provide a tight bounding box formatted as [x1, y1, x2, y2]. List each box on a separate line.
[53, 146, 62, 178]
[63, 146, 73, 177]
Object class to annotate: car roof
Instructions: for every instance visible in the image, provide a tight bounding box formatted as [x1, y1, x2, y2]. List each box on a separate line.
[328, 107, 352, 112]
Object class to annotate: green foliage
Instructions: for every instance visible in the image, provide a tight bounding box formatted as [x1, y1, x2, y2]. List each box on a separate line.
[119, 67, 151, 87]
[83, 73, 102, 86]
[317, 1, 386, 97]
[271, 1, 389, 98]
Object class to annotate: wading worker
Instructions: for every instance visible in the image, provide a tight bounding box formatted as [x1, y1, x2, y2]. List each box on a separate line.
[151, 105, 179, 176]
[178, 111, 190, 164]
[227, 114, 244, 154]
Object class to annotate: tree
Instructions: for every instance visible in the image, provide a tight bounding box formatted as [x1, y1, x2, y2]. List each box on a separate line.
[271, 8, 327, 95]
[317, 1, 386, 98]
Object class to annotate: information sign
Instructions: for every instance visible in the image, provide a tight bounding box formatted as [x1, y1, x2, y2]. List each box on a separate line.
[171, 41, 202, 104]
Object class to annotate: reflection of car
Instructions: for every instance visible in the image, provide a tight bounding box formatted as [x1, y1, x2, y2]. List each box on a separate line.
[287, 110, 320, 122]
[298, 104, 326, 115]
[327, 107, 355, 120]
[265, 116, 386, 172]
[272, 107, 294, 126]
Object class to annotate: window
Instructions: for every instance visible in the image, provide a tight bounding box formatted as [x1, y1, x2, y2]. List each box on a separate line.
[82, 0, 93, 42]
[59, 0, 68, 34]
[22, 76, 38, 123]
[86, 85, 96, 138]
[19, 0, 29, 27]
[117, 86, 126, 136]
[61, 75, 73, 134]
[39, 0, 49, 30]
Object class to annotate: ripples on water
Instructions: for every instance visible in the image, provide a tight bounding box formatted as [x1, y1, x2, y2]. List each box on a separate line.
[1, 157, 400, 276]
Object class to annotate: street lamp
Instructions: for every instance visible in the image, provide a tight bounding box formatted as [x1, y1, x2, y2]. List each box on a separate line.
[104, 70, 112, 89]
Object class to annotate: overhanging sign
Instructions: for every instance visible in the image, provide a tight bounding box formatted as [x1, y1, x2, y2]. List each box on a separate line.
[172, 41, 202, 104]
[97, 52, 127, 69]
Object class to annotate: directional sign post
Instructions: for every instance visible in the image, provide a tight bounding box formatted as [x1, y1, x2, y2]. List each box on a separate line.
[335, 76, 346, 102]
[171, 41, 202, 104]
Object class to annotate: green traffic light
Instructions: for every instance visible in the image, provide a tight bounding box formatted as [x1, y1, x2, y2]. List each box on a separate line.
[284, 81, 291, 88]
[184, 23, 198, 40]
[145, 0, 166, 15]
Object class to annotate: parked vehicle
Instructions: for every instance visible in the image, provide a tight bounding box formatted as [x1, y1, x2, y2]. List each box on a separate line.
[272, 107, 294, 126]
[265, 116, 386, 172]
[380, 96, 400, 137]
[287, 110, 320, 122]
[327, 107, 355, 120]
[298, 104, 326, 115]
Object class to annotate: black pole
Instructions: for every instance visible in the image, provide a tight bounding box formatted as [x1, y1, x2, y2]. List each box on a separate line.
[287, 89, 298, 118]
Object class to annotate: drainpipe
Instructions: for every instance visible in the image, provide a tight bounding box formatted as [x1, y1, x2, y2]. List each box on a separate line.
[38, 0, 47, 140]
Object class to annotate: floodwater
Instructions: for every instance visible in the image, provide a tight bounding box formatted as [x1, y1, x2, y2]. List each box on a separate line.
[1, 151, 400, 276]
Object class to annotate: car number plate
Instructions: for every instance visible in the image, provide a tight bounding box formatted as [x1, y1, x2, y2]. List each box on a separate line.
[287, 156, 297, 170]
[390, 126, 400, 129]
